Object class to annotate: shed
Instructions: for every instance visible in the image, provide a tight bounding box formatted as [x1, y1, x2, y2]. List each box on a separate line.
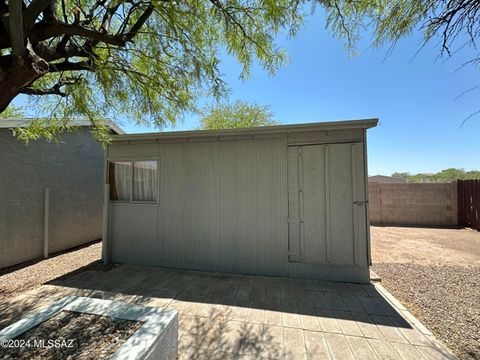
[0, 119, 123, 269]
[104, 119, 378, 283]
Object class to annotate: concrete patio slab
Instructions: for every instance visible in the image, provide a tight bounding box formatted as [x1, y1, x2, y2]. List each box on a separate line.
[0, 264, 458, 359]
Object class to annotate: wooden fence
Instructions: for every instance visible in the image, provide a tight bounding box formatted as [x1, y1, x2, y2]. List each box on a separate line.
[458, 179, 480, 231]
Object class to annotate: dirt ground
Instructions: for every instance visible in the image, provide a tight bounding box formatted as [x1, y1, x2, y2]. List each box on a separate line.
[371, 226, 480, 265]
[371, 226, 480, 360]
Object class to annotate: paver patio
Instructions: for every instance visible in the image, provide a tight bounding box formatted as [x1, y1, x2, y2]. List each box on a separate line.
[0, 264, 457, 359]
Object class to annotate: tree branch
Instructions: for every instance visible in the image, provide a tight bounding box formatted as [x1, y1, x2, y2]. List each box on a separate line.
[1, 1, 154, 51]
[23, 0, 56, 29]
[19, 86, 66, 96]
[8, 0, 25, 57]
[49, 60, 93, 72]
[61, 0, 68, 23]
[29, 21, 127, 46]
[85, 0, 122, 50]
[34, 43, 90, 62]
[56, 34, 70, 53]
[124, 5, 154, 42]
[0, 2, 11, 38]
[42, 1, 58, 23]
[19, 76, 82, 96]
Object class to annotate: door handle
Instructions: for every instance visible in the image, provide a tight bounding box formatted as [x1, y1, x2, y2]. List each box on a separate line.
[353, 200, 367, 206]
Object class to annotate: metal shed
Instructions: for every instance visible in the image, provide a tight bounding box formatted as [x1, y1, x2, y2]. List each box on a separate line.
[104, 119, 378, 283]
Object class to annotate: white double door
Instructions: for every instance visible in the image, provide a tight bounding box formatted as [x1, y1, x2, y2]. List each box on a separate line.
[287, 143, 368, 266]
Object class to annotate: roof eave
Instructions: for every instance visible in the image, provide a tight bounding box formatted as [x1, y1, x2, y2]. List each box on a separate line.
[0, 118, 124, 135]
[111, 118, 378, 142]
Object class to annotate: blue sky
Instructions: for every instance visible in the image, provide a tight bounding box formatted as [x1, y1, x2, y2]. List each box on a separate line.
[124, 11, 479, 176]
[13, 10, 480, 175]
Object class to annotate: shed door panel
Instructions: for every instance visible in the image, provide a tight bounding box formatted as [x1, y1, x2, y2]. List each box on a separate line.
[288, 143, 367, 266]
[351, 142, 368, 265]
[328, 143, 355, 264]
[301, 145, 327, 263]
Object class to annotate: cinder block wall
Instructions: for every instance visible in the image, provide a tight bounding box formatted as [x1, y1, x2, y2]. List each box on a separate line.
[369, 182, 458, 226]
[0, 128, 103, 269]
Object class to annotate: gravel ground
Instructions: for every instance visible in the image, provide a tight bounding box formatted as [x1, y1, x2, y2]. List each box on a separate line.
[372, 226, 480, 360]
[0, 241, 102, 302]
[372, 263, 480, 360]
[0, 310, 142, 359]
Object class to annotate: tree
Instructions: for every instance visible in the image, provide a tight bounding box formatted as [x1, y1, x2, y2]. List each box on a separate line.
[200, 101, 277, 130]
[0, 0, 478, 141]
[391, 172, 410, 179]
[391, 168, 480, 182]
[325, 0, 480, 59]
[0, 0, 305, 140]
[0, 105, 24, 118]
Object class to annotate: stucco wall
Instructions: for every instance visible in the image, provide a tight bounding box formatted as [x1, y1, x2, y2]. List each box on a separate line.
[368, 182, 458, 226]
[0, 128, 104, 269]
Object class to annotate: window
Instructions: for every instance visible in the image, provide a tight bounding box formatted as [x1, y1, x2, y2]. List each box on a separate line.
[108, 160, 158, 202]
[133, 160, 157, 201]
[109, 161, 131, 201]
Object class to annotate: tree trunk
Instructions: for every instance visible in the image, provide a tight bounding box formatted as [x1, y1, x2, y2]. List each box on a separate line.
[0, 54, 49, 113]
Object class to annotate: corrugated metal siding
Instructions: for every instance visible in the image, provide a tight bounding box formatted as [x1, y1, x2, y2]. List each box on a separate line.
[157, 142, 219, 271]
[287, 129, 362, 145]
[108, 142, 160, 159]
[107, 128, 371, 283]
[110, 204, 158, 266]
[109, 138, 289, 276]
[216, 138, 288, 276]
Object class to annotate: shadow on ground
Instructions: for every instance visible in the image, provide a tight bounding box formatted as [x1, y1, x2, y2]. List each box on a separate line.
[0, 264, 457, 359]
[47, 264, 410, 327]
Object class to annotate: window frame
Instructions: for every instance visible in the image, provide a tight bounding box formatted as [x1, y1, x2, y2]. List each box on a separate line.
[107, 157, 160, 204]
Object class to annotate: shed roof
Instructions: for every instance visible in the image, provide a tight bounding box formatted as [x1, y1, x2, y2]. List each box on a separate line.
[0, 118, 124, 134]
[112, 118, 378, 143]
